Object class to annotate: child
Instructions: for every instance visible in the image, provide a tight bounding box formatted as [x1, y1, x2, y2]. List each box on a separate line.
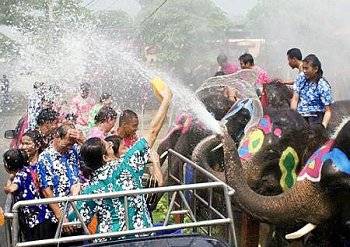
[3, 149, 57, 242]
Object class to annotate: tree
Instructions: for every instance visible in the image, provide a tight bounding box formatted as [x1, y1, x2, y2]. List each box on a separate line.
[137, 0, 233, 84]
[0, 0, 91, 31]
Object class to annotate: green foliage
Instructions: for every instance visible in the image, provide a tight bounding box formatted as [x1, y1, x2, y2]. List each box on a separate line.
[137, 0, 233, 79]
[95, 10, 133, 29]
[0, 33, 18, 59]
[0, 0, 91, 31]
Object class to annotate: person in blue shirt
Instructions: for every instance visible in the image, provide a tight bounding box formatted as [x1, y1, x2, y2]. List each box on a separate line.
[290, 54, 333, 128]
[3, 149, 57, 242]
[37, 124, 84, 233]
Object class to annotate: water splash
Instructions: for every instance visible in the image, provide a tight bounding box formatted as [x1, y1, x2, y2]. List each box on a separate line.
[1, 18, 225, 134]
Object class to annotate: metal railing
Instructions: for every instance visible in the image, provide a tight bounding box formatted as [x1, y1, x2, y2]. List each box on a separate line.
[6, 149, 238, 247]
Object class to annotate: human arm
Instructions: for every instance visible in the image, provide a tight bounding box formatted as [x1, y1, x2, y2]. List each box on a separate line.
[145, 85, 173, 148]
[319, 80, 334, 129]
[290, 92, 299, 111]
[322, 106, 332, 128]
[283, 79, 295, 85]
[149, 150, 164, 186]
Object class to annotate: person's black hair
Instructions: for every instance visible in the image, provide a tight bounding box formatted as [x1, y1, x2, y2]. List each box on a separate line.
[95, 106, 118, 125]
[80, 82, 91, 92]
[33, 81, 44, 89]
[303, 54, 323, 82]
[119, 109, 138, 127]
[80, 138, 106, 171]
[23, 129, 45, 153]
[239, 53, 254, 66]
[217, 54, 228, 65]
[3, 149, 29, 172]
[36, 108, 59, 126]
[287, 48, 302, 60]
[65, 113, 77, 122]
[100, 93, 112, 103]
[214, 71, 225, 77]
[105, 135, 122, 156]
[54, 124, 75, 139]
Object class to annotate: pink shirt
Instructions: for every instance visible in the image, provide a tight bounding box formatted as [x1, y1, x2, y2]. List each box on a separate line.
[87, 127, 105, 139]
[70, 95, 95, 126]
[223, 63, 239, 75]
[255, 66, 270, 85]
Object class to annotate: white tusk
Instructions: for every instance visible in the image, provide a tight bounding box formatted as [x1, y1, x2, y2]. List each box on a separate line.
[160, 151, 168, 159]
[285, 223, 316, 240]
[211, 143, 223, 152]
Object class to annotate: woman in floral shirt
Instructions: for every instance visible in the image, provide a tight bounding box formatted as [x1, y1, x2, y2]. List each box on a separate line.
[70, 84, 172, 241]
[3, 149, 57, 241]
[291, 54, 333, 128]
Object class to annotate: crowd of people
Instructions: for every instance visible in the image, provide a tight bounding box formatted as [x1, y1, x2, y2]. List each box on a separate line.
[2, 79, 172, 243]
[1, 47, 334, 243]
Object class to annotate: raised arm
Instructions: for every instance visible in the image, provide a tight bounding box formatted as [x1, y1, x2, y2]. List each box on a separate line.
[145, 85, 173, 148]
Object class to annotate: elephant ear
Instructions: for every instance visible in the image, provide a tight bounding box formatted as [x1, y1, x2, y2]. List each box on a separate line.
[320, 149, 350, 193]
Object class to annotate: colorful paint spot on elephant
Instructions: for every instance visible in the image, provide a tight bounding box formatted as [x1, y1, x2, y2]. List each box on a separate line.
[323, 148, 350, 175]
[238, 129, 265, 161]
[298, 140, 335, 182]
[279, 147, 299, 191]
[258, 115, 273, 134]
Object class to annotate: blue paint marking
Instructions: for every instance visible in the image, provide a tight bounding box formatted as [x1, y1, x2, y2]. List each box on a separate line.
[323, 148, 350, 175]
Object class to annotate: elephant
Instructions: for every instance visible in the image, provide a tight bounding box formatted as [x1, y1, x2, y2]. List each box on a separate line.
[192, 85, 350, 196]
[192, 81, 325, 196]
[222, 116, 350, 244]
[191, 84, 350, 246]
[156, 70, 263, 175]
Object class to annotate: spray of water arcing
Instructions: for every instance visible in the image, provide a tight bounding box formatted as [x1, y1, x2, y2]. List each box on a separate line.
[1, 11, 224, 134]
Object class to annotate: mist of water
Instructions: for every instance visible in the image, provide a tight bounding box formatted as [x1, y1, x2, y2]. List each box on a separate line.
[0, 13, 226, 134]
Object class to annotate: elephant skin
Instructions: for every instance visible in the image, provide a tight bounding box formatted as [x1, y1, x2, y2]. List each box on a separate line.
[222, 118, 350, 242]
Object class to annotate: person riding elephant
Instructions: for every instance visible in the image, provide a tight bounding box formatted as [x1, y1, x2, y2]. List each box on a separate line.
[221, 118, 350, 245]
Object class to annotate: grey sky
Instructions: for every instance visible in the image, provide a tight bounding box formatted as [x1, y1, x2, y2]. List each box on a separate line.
[84, 0, 257, 18]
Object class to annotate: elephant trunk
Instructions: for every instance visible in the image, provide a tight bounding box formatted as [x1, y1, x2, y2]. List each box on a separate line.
[222, 131, 334, 226]
[191, 134, 266, 192]
[192, 135, 226, 181]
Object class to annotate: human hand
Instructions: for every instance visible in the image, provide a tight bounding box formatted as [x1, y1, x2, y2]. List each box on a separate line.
[223, 86, 238, 101]
[62, 216, 75, 234]
[158, 84, 173, 101]
[70, 183, 81, 196]
[68, 129, 85, 144]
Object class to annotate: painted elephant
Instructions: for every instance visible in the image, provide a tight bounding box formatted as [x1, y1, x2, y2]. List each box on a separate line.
[157, 69, 262, 167]
[192, 81, 350, 196]
[222, 117, 350, 244]
[192, 81, 326, 196]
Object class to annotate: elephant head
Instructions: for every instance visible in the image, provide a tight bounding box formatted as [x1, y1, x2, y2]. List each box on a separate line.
[222, 118, 350, 240]
[192, 81, 327, 195]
